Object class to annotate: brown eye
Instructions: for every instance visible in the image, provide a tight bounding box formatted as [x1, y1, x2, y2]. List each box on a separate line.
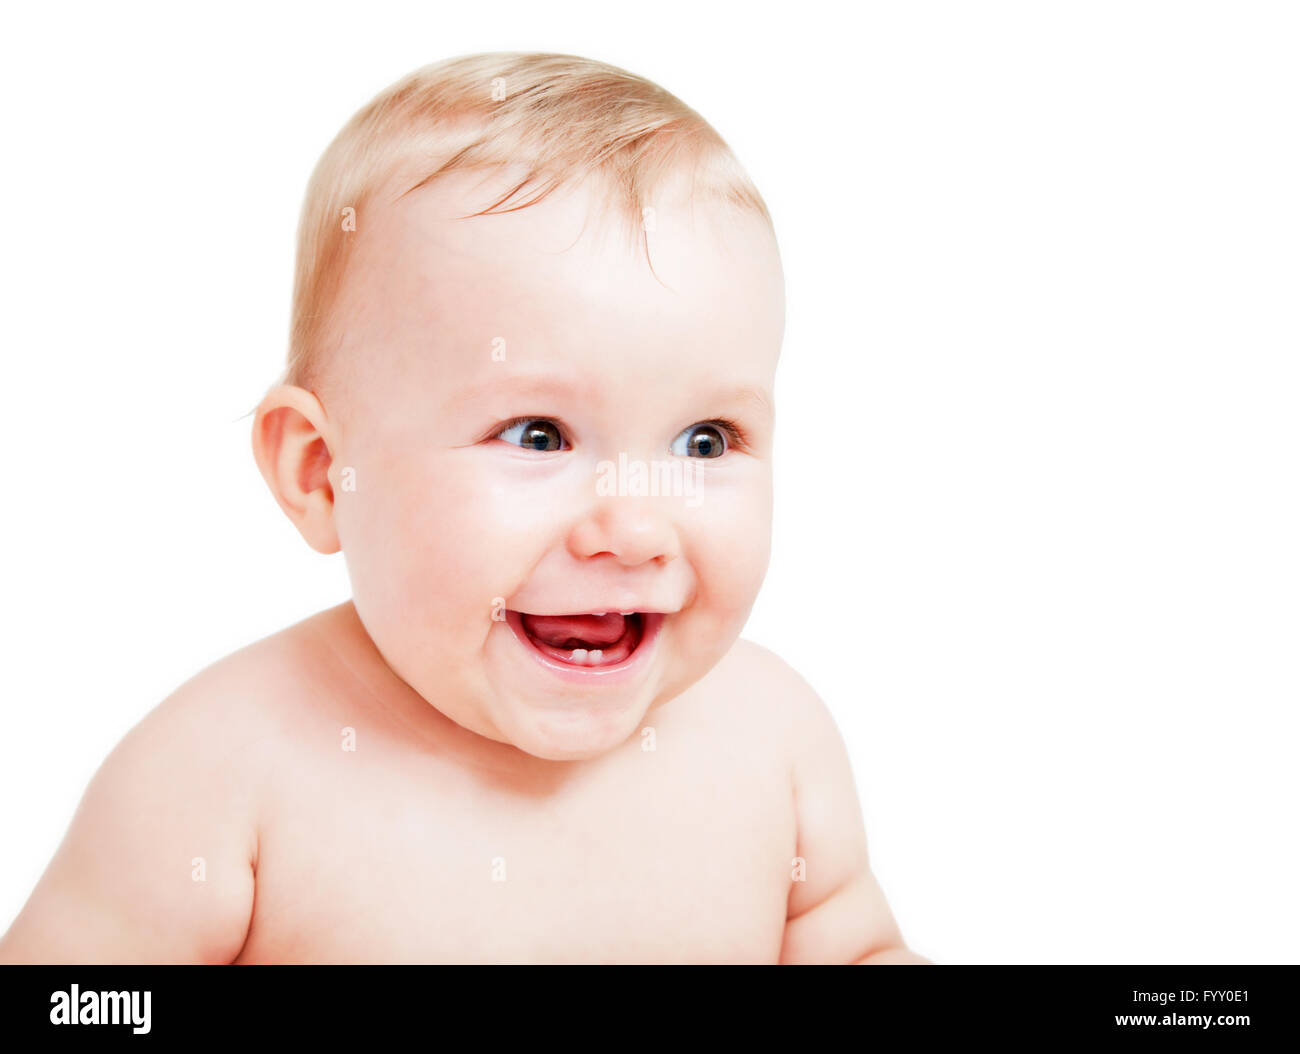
[497, 418, 565, 451]
[672, 423, 727, 458]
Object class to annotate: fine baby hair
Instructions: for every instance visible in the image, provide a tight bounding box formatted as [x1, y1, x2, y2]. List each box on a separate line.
[284, 51, 772, 397]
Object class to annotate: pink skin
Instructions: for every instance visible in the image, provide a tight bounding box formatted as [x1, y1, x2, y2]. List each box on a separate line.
[268, 166, 783, 761]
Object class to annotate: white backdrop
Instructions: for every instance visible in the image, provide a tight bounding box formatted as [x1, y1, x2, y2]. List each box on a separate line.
[1, 0, 1295, 964]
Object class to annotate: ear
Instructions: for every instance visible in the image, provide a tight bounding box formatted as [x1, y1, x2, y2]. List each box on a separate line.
[251, 385, 340, 554]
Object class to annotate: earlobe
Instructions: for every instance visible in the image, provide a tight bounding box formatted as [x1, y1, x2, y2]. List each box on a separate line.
[251, 385, 341, 555]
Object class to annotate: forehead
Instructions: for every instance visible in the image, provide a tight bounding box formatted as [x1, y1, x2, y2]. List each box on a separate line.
[329, 166, 784, 418]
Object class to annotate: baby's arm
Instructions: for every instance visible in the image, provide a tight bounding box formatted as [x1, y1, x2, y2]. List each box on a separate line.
[0, 680, 259, 964]
[774, 658, 929, 965]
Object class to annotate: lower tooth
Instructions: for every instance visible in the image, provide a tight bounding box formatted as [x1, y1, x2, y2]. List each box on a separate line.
[570, 649, 588, 663]
[587, 650, 603, 665]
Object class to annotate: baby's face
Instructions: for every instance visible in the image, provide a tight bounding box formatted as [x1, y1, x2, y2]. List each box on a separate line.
[324, 167, 784, 760]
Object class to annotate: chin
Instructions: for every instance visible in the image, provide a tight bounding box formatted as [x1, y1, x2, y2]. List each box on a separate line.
[502, 702, 650, 762]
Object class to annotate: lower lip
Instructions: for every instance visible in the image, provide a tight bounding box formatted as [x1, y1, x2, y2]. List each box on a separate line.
[504, 610, 665, 685]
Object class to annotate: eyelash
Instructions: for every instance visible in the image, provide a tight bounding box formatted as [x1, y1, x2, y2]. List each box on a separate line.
[492, 417, 750, 451]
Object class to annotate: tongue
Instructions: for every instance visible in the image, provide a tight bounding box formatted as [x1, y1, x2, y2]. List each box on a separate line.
[521, 612, 627, 648]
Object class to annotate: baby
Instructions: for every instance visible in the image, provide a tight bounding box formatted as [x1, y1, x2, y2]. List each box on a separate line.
[1, 52, 927, 964]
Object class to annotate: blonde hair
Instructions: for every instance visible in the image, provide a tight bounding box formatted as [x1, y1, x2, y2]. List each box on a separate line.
[281, 51, 772, 394]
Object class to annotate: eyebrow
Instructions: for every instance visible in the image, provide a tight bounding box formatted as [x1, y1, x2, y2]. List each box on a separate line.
[441, 375, 585, 416]
[721, 383, 775, 421]
[443, 374, 773, 421]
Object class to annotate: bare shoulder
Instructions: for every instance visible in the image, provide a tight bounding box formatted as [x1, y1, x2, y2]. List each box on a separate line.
[130, 607, 332, 763]
[61, 609, 326, 836]
[0, 608, 331, 963]
[693, 641, 925, 964]
[695, 636, 836, 748]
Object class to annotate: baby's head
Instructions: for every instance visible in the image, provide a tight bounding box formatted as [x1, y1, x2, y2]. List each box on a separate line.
[254, 52, 784, 760]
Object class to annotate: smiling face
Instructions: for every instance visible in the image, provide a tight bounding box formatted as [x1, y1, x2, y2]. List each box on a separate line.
[321, 166, 784, 760]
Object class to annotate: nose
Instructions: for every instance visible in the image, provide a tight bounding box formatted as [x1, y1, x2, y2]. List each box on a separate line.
[567, 492, 683, 567]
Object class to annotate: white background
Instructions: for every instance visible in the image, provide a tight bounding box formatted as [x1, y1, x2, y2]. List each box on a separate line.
[1, 1, 1295, 964]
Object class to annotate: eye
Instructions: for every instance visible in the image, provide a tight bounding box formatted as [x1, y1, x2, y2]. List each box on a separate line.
[671, 422, 728, 459]
[495, 418, 567, 452]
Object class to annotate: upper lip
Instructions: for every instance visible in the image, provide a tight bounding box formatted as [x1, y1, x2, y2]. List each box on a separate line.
[510, 608, 676, 616]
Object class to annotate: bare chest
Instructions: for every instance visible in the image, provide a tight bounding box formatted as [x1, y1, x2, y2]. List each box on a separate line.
[237, 735, 795, 963]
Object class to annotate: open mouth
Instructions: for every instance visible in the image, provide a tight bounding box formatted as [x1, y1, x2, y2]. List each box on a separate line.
[505, 610, 662, 672]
